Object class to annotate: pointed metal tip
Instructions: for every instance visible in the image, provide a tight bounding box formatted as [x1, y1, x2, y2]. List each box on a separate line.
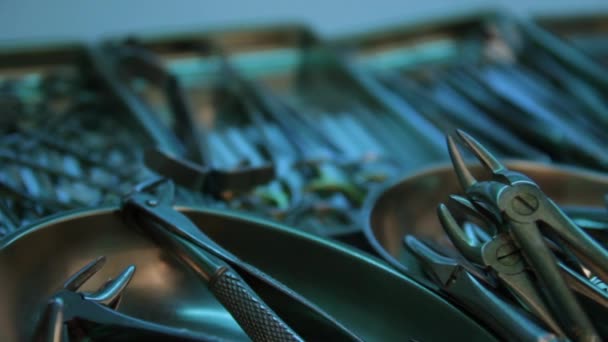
[438, 207, 456, 228]
[403, 235, 421, 252]
[438, 202, 448, 212]
[437, 203, 459, 235]
[437, 203, 483, 264]
[64, 256, 107, 291]
[403, 235, 450, 264]
[123, 265, 137, 282]
[448, 194, 471, 207]
[403, 234, 458, 287]
[446, 134, 476, 190]
[447, 195, 480, 215]
[117, 264, 137, 286]
[455, 129, 470, 140]
[445, 195, 485, 222]
[456, 130, 505, 174]
[402, 235, 428, 259]
[85, 264, 136, 305]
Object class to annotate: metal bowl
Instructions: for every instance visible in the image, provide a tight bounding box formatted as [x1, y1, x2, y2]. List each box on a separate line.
[365, 160, 608, 282]
[0, 206, 495, 341]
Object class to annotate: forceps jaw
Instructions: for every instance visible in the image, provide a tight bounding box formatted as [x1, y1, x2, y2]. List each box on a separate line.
[447, 130, 533, 191]
[403, 235, 460, 287]
[122, 179, 232, 263]
[448, 194, 501, 229]
[63, 256, 107, 291]
[404, 237, 558, 342]
[443, 131, 607, 339]
[456, 129, 506, 175]
[437, 203, 484, 264]
[81, 265, 136, 307]
[124, 190, 214, 252]
[61, 258, 137, 307]
[446, 134, 477, 190]
[35, 257, 138, 341]
[440, 197, 565, 335]
[447, 129, 509, 192]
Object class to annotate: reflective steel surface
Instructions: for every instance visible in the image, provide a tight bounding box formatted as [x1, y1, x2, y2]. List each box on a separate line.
[366, 161, 608, 280]
[0, 207, 495, 341]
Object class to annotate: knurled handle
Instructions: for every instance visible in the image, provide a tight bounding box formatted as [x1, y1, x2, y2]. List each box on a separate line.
[209, 267, 304, 342]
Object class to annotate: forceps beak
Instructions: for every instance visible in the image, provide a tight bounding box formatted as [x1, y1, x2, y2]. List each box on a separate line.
[447, 134, 477, 190]
[437, 203, 484, 264]
[403, 235, 460, 286]
[63, 256, 107, 291]
[447, 130, 509, 191]
[35, 257, 137, 342]
[456, 129, 506, 174]
[63, 256, 136, 310]
[82, 265, 136, 308]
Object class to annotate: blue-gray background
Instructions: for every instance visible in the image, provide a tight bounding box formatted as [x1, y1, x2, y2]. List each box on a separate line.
[1, 0, 607, 42]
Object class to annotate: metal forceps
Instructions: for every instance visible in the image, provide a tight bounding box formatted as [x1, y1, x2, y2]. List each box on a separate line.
[438, 197, 564, 335]
[444, 195, 608, 307]
[122, 178, 360, 342]
[32, 256, 218, 342]
[444, 129, 608, 340]
[122, 178, 303, 342]
[404, 235, 558, 342]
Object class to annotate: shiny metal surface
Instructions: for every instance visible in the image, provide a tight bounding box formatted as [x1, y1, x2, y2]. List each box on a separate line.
[365, 160, 608, 280]
[0, 206, 495, 341]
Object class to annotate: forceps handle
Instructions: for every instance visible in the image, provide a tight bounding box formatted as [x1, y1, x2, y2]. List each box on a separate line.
[209, 267, 304, 342]
[171, 228, 304, 342]
[546, 200, 608, 282]
[511, 222, 599, 341]
[137, 213, 304, 342]
[447, 270, 558, 342]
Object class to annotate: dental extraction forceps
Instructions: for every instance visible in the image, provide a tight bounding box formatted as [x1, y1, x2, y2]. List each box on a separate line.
[440, 129, 608, 341]
[33, 256, 219, 342]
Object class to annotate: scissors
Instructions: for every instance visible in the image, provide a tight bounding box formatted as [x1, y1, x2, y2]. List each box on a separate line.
[443, 129, 608, 340]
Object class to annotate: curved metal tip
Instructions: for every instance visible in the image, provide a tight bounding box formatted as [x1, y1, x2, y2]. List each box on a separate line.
[33, 298, 64, 342]
[64, 256, 106, 291]
[84, 265, 136, 306]
[446, 135, 476, 190]
[448, 195, 486, 219]
[448, 195, 500, 234]
[403, 235, 429, 261]
[456, 130, 505, 174]
[403, 235, 423, 254]
[403, 235, 454, 265]
[448, 195, 476, 210]
[437, 204, 484, 264]
[404, 235, 459, 287]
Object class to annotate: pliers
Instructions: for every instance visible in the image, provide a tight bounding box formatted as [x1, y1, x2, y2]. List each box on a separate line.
[32, 256, 220, 341]
[404, 235, 558, 342]
[121, 177, 361, 342]
[443, 129, 608, 340]
[442, 195, 608, 319]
